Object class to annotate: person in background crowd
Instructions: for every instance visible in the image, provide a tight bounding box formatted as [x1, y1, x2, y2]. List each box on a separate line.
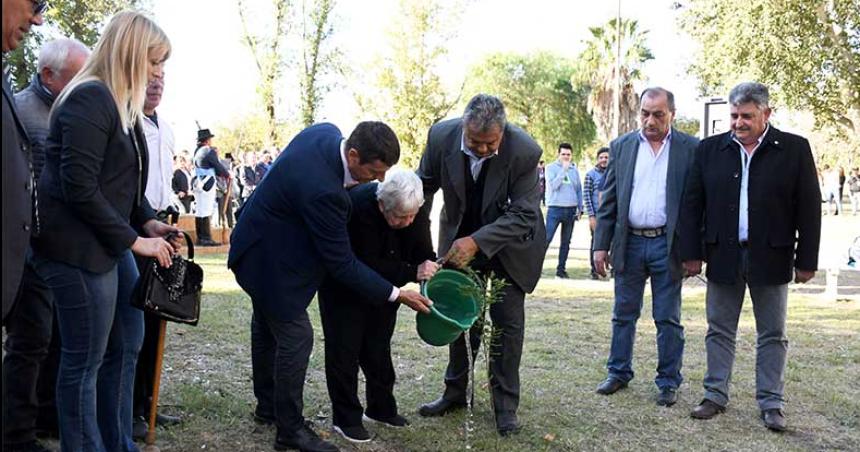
[838, 167, 846, 206]
[822, 164, 842, 215]
[228, 121, 432, 452]
[848, 167, 860, 215]
[4, 36, 88, 452]
[544, 143, 583, 279]
[318, 170, 439, 443]
[239, 150, 261, 207]
[193, 129, 230, 246]
[31, 11, 181, 451]
[416, 94, 546, 437]
[132, 72, 182, 441]
[593, 87, 699, 407]
[172, 153, 194, 213]
[255, 149, 272, 181]
[538, 160, 546, 206]
[584, 147, 609, 280]
[682, 81, 821, 432]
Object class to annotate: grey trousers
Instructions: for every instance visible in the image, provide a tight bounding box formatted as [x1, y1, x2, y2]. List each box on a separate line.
[702, 251, 789, 410]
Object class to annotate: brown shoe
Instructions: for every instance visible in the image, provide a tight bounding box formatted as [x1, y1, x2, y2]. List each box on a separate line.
[690, 399, 725, 419]
[761, 409, 787, 432]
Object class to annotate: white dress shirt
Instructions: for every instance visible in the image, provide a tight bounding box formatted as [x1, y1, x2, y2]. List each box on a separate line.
[461, 133, 498, 180]
[733, 124, 769, 242]
[628, 130, 671, 228]
[142, 112, 176, 211]
[339, 139, 398, 302]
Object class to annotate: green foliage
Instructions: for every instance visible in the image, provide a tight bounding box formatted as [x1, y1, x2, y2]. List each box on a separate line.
[237, 0, 291, 147]
[213, 113, 297, 157]
[679, 0, 860, 141]
[5, 0, 146, 91]
[465, 52, 596, 162]
[674, 116, 700, 137]
[358, 0, 462, 169]
[576, 18, 654, 142]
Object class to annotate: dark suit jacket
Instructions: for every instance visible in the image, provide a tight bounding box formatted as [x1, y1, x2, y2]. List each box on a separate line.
[34, 81, 156, 273]
[594, 128, 699, 280]
[318, 183, 435, 305]
[2, 73, 34, 318]
[416, 118, 546, 293]
[172, 168, 190, 194]
[228, 123, 394, 321]
[679, 126, 821, 286]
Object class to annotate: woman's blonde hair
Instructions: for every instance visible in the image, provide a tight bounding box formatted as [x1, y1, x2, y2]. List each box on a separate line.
[55, 11, 171, 130]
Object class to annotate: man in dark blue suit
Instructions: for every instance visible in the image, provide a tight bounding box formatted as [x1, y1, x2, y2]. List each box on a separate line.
[228, 121, 432, 452]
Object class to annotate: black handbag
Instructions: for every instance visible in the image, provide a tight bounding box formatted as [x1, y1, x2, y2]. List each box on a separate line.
[131, 231, 204, 325]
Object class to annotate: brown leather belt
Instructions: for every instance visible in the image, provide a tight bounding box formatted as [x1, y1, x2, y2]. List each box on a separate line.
[629, 226, 666, 238]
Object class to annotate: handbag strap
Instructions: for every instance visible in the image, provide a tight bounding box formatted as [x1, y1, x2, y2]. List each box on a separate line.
[182, 230, 195, 261]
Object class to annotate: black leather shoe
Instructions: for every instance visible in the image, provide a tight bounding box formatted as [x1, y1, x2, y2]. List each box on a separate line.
[155, 412, 182, 426]
[496, 411, 520, 437]
[761, 409, 787, 432]
[364, 413, 410, 427]
[333, 424, 372, 443]
[132, 416, 147, 441]
[275, 424, 339, 452]
[596, 378, 628, 395]
[690, 399, 726, 419]
[418, 397, 466, 417]
[555, 270, 569, 279]
[656, 387, 678, 407]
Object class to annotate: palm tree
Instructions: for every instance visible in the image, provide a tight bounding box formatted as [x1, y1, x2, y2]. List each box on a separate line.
[577, 18, 654, 142]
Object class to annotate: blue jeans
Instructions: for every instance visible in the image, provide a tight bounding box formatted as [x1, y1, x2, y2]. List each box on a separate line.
[33, 250, 143, 452]
[606, 234, 684, 389]
[545, 206, 577, 272]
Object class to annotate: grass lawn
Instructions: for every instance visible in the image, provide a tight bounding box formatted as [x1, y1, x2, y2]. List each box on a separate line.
[148, 245, 860, 452]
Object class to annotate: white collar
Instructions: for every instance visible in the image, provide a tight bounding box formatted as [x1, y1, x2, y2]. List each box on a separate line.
[340, 139, 358, 188]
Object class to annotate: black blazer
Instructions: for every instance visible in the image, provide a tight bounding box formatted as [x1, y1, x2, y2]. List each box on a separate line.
[228, 123, 393, 321]
[680, 126, 821, 286]
[34, 81, 156, 273]
[172, 168, 190, 194]
[2, 74, 34, 317]
[319, 183, 436, 306]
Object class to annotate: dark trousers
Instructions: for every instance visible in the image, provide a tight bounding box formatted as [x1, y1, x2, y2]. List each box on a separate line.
[442, 268, 525, 415]
[250, 306, 313, 434]
[132, 312, 162, 419]
[318, 294, 400, 428]
[589, 225, 597, 276]
[2, 256, 54, 446]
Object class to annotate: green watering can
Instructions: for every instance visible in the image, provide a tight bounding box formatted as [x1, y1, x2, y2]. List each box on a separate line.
[416, 269, 482, 346]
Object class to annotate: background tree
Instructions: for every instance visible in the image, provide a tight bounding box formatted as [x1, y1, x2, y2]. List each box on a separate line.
[299, 0, 339, 127]
[238, 0, 292, 146]
[576, 18, 653, 143]
[6, 0, 146, 90]
[357, 0, 462, 168]
[465, 52, 596, 162]
[679, 0, 860, 143]
[673, 116, 700, 137]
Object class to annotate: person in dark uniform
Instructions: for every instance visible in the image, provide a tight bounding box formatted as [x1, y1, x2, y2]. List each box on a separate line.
[192, 129, 230, 246]
[318, 170, 439, 443]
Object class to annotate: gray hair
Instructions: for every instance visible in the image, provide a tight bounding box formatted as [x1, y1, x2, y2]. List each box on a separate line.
[729, 82, 770, 109]
[462, 94, 507, 132]
[376, 169, 425, 214]
[37, 38, 89, 74]
[640, 87, 676, 112]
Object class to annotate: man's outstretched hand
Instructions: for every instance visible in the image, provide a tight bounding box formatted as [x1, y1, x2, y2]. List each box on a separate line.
[397, 289, 433, 314]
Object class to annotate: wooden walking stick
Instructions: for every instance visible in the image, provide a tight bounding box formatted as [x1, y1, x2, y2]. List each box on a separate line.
[141, 319, 168, 452]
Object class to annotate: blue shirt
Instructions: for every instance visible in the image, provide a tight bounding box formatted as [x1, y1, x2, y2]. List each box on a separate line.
[545, 160, 583, 210]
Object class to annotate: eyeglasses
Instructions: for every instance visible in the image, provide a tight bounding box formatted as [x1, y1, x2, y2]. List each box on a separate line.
[32, 0, 49, 15]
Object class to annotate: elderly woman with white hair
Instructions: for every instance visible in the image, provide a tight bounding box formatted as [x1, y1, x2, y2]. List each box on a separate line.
[317, 169, 439, 443]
